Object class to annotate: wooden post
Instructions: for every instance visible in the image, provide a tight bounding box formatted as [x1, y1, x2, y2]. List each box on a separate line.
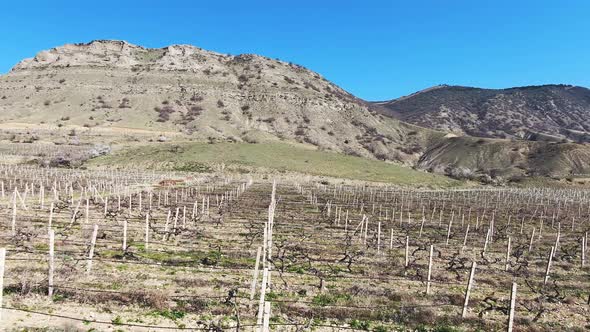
[377, 222, 381, 255]
[48, 203, 54, 231]
[0, 248, 5, 321]
[582, 235, 586, 268]
[11, 191, 16, 236]
[446, 215, 453, 245]
[461, 224, 470, 253]
[256, 268, 269, 331]
[86, 224, 98, 274]
[405, 236, 409, 269]
[426, 245, 433, 294]
[419, 215, 425, 238]
[507, 282, 517, 332]
[250, 247, 262, 303]
[145, 213, 150, 251]
[122, 219, 128, 252]
[85, 198, 89, 224]
[48, 229, 55, 297]
[505, 237, 511, 272]
[553, 223, 560, 258]
[544, 246, 555, 285]
[462, 261, 477, 318]
[482, 228, 490, 256]
[164, 209, 171, 233]
[528, 228, 535, 252]
[262, 301, 271, 332]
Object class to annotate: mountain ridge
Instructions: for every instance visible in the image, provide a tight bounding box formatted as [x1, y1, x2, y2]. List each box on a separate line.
[2, 40, 590, 184]
[374, 84, 590, 142]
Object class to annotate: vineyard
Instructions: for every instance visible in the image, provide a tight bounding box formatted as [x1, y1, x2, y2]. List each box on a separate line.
[0, 163, 589, 331]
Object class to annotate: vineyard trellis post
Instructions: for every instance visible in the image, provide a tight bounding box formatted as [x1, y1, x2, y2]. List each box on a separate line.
[426, 244, 433, 294]
[507, 282, 517, 332]
[461, 261, 476, 318]
[48, 229, 55, 297]
[0, 248, 5, 321]
[87, 224, 98, 274]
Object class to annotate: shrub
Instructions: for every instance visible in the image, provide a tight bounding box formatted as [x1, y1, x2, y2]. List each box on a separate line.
[154, 106, 175, 122]
[190, 94, 204, 102]
[217, 100, 225, 108]
[243, 135, 259, 144]
[118, 97, 131, 108]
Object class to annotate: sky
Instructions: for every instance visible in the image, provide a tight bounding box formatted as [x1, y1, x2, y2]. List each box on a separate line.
[1, 0, 589, 100]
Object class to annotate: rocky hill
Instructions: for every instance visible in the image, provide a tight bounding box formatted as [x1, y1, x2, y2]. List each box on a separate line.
[0, 40, 431, 164]
[374, 84, 590, 142]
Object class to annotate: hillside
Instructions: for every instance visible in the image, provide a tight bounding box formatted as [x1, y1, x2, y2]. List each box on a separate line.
[416, 136, 590, 183]
[0, 40, 435, 166]
[374, 84, 590, 142]
[2, 40, 590, 185]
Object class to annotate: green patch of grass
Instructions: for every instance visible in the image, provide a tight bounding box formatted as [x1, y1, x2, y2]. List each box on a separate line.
[116, 264, 129, 271]
[172, 161, 212, 173]
[287, 265, 307, 274]
[34, 243, 49, 251]
[349, 319, 371, 330]
[149, 309, 186, 321]
[112, 316, 123, 325]
[52, 293, 68, 302]
[312, 293, 351, 306]
[90, 142, 461, 186]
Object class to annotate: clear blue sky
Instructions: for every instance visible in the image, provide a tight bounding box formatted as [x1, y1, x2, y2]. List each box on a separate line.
[2, 0, 589, 100]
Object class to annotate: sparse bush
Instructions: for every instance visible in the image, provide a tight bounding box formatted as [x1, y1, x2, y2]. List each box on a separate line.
[118, 97, 131, 108]
[154, 106, 175, 122]
[243, 135, 259, 144]
[190, 94, 204, 102]
[238, 74, 249, 83]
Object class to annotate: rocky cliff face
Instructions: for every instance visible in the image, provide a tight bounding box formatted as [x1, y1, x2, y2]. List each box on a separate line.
[0, 40, 427, 164]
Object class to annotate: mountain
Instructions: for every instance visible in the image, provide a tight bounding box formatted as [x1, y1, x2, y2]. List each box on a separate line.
[373, 84, 590, 142]
[1, 40, 590, 184]
[0, 40, 435, 165]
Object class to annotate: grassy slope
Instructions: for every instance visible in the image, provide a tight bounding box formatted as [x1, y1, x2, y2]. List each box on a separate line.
[90, 141, 461, 187]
